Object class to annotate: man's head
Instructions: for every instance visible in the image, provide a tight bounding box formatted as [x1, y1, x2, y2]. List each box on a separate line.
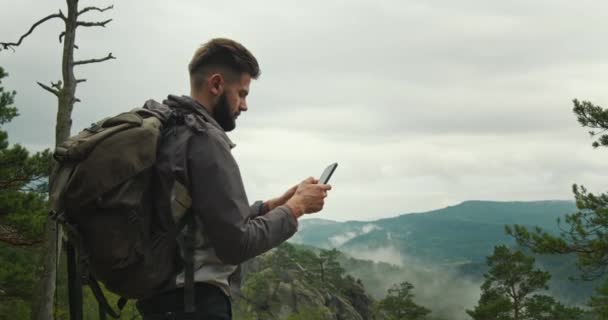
[189, 38, 260, 131]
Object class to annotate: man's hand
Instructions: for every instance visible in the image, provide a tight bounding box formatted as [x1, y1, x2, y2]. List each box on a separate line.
[266, 184, 298, 211]
[285, 177, 332, 219]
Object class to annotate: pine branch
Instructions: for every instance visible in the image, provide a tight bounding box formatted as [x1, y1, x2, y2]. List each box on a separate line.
[0, 11, 66, 51]
[78, 5, 114, 16]
[73, 52, 115, 66]
[77, 19, 112, 28]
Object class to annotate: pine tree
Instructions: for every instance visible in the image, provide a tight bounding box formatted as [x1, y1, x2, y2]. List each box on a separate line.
[505, 99, 608, 317]
[376, 281, 430, 320]
[467, 245, 584, 320]
[0, 66, 51, 244]
[0, 66, 52, 319]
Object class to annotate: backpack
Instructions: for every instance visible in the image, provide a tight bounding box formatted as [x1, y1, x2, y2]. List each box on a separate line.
[49, 105, 197, 318]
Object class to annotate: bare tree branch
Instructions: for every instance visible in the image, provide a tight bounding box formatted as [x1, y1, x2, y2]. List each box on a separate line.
[37, 82, 60, 97]
[0, 11, 66, 51]
[51, 80, 62, 90]
[58, 31, 65, 43]
[78, 5, 114, 16]
[77, 19, 112, 28]
[73, 52, 115, 66]
[76, 79, 87, 83]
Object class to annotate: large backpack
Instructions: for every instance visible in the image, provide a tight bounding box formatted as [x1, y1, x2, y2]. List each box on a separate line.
[49, 104, 197, 318]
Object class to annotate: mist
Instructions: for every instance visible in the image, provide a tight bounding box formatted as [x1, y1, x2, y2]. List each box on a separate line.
[341, 245, 481, 320]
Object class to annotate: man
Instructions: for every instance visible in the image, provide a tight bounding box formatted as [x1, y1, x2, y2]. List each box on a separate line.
[135, 38, 332, 319]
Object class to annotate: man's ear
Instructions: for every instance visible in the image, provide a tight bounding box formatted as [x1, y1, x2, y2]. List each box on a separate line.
[208, 73, 224, 96]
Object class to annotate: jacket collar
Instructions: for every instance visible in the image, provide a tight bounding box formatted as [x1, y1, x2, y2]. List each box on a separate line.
[160, 95, 236, 148]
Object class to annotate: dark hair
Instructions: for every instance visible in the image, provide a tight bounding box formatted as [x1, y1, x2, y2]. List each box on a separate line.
[189, 38, 260, 90]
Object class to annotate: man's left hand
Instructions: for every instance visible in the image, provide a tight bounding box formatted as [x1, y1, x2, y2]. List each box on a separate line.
[266, 184, 298, 212]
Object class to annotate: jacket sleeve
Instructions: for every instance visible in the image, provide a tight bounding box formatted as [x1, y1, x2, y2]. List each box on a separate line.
[187, 132, 298, 265]
[249, 201, 266, 218]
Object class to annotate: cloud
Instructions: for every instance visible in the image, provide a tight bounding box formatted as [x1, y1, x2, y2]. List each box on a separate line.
[329, 232, 358, 247]
[343, 245, 481, 320]
[3, 0, 608, 221]
[328, 223, 381, 247]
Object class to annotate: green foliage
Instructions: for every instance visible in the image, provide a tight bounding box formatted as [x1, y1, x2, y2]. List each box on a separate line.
[523, 295, 585, 320]
[572, 99, 608, 148]
[241, 268, 279, 309]
[0, 298, 30, 320]
[467, 245, 584, 320]
[506, 98, 608, 318]
[0, 67, 18, 125]
[507, 99, 608, 279]
[0, 243, 38, 298]
[319, 248, 346, 287]
[0, 66, 53, 318]
[286, 306, 332, 320]
[588, 278, 608, 318]
[0, 242, 40, 319]
[467, 289, 512, 320]
[0, 66, 52, 243]
[507, 185, 608, 280]
[376, 281, 430, 320]
[237, 243, 377, 319]
[483, 245, 550, 302]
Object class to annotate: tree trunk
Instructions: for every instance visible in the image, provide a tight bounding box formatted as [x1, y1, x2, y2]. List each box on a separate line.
[513, 299, 520, 320]
[32, 1, 78, 319]
[57, 0, 78, 144]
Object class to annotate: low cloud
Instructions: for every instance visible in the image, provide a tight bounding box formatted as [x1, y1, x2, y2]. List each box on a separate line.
[343, 245, 481, 320]
[329, 224, 381, 247]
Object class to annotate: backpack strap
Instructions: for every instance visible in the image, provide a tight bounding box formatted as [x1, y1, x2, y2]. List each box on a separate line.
[66, 242, 83, 320]
[171, 180, 196, 314]
[87, 275, 122, 319]
[182, 212, 196, 315]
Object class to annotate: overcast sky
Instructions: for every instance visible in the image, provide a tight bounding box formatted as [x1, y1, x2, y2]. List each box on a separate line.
[2, 0, 608, 221]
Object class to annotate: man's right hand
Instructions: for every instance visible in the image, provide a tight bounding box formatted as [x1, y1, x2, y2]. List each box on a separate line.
[285, 177, 332, 219]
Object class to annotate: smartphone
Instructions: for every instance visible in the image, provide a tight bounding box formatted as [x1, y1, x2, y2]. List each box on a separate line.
[319, 163, 338, 184]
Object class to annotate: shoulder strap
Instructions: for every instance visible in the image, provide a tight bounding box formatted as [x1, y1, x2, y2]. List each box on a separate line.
[87, 275, 122, 319]
[170, 180, 196, 314]
[182, 212, 196, 315]
[66, 240, 83, 320]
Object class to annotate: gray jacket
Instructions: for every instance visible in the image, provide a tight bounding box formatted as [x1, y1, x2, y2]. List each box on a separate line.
[145, 95, 298, 296]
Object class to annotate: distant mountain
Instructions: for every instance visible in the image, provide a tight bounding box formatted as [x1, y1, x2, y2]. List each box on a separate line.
[291, 200, 599, 305]
[293, 200, 575, 265]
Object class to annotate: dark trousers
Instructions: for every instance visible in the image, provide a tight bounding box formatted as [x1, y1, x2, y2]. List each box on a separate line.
[136, 283, 232, 320]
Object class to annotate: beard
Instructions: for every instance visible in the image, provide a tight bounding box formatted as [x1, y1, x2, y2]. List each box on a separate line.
[213, 92, 236, 132]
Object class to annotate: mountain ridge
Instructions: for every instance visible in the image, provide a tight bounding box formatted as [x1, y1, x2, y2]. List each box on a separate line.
[302, 199, 575, 224]
[291, 200, 594, 305]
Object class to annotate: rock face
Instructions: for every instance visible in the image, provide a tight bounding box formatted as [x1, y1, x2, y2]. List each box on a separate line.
[233, 247, 375, 320]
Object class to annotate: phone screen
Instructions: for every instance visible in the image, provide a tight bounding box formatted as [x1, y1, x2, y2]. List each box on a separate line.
[319, 163, 338, 184]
